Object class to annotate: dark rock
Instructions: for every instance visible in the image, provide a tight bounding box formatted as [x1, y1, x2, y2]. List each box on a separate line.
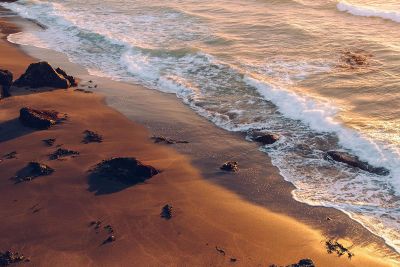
[289, 259, 315, 267]
[104, 225, 114, 234]
[152, 136, 189, 145]
[230, 258, 237, 263]
[13, 61, 75, 88]
[220, 161, 239, 172]
[103, 235, 116, 244]
[0, 69, 13, 98]
[326, 151, 389, 176]
[14, 162, 54, 183]
[42, 138, 56, 146]
[49, 148, 79, 160]
[92, 157, 160, 185]
[0, 250, 26, 266]
[74, 88, 93, 94]
[160, 204, 173, 220]
[83, 130, 103, 144]
[249, 131, 279, 145]
[3, 151, 17, 159]
[19, 107, 65, 129]
[55, 67, 77, 87]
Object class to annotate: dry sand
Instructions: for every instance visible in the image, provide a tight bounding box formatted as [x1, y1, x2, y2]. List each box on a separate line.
[0, 9, 398, 267]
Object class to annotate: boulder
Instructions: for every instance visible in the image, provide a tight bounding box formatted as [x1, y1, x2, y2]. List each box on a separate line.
[55, 67, 77, 87]
[0, 69, 13, 98]
[19, 107, 64, 129]
[14, 162, 54, 183]
[13, 61, 76, 88]
[249, 131, 279, 145]
[0, 250, 27, 266]
[92, 157, 160, 185]
[326, 151, 389, 176]
[220, 161, 239, 172]
[83, 130, 103, 144]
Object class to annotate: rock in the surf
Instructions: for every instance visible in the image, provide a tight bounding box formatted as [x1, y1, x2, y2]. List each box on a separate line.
[92, 157, 160, 185]
[0, 69, 13, 98]
[13, 61, 76, 88]
[249, 131, 280, 145]
[19, 107, 65, 129]
[326, 151, 389, 176]
[220, 161, 239, 172]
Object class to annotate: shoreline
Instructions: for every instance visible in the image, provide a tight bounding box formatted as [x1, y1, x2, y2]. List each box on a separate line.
[0, 6, 398, 266]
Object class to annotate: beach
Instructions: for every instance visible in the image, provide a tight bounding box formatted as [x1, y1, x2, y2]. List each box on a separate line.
[0, 3, 399, 267]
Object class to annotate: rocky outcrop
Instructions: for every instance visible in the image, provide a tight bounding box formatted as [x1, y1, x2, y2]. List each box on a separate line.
[14, 162, 54, 183]
[249, 131, 279, 145]
[19, 107, 65, 129]
[92, 157, 160, 185]
[220, 161, 239, 172]
[0, 69, 13, 98]
[326, 151, 389, 176]
[13, 61, 76, 88]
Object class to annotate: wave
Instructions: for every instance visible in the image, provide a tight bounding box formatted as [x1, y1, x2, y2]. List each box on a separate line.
[337, 1, 400, 23]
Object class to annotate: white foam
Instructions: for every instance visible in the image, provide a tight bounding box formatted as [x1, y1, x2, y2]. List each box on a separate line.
[337, 1, 400, 23]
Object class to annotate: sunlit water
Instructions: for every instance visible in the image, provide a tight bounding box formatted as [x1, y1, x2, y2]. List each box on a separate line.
[2, 0, 400, 253]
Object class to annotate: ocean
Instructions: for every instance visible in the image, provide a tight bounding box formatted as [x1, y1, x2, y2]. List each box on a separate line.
[2, 0, 400, 254]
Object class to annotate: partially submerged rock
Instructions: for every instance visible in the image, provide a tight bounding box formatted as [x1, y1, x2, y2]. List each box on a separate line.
[326, 151, 389, 176]
[0, 250, 27, 266]
[0, 69, 13, 98]
[160, 204, 173, 220]
[49, 148, 79, 160]
[249, 131, 279, 145]
[151, 136, 189, 145]
[19, 107, 65, 130]
[92, 157, 160, 185]
[83, 130, 103, 144]
[340, 50, 372, 69]
[13, 61, 76, 88]
[220, 161, 239, 172]
[14, 162, 54, 183]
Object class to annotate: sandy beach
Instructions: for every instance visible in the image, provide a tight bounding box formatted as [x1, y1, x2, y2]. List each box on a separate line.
[0, 6, 399, 267]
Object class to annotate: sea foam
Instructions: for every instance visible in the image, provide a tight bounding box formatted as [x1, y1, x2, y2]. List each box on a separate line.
[337, 1, 400, 23]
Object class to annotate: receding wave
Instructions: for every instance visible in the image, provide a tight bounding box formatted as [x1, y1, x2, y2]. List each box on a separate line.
[337, 1, 400, 23]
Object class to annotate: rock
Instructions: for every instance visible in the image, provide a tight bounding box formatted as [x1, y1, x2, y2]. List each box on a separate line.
[151, 136, 189, 145]
[49, 148, 79, 160]
[215, 246, 226, 256]
[220, 161, 239, 172]
[74, 88, 93, 94]
[230, 258, 237, 263]
[325, 240, 354, 259]
[83, 130, 103, 144]
[160, 204, 173, 220]
[326, 151, 389, 176]
[104, 225, 114, 234]
[341, 50, 371, 68]
[42, 138, 56, 146]
[249, 131, 279, 145]
[92, 157, 160, 185]
[103, 235, 116, 244]
[14, 162, 54, 183]
[0, 250, 27, 266]
[3, 151, 17, 159]
[19, 107, 65, 129]
[13, 61, 76, 88]
[0, 69, 13, 98]
[289, 259, 315, 267]
[55, 67, 77, 87]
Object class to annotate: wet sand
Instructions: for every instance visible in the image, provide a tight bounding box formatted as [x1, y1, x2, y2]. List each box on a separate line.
[0, 7, 398, 267]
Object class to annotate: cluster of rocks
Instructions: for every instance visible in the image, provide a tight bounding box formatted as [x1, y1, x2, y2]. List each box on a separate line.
[325, 240, 354, 259]
[14, 161, 54, 183]
[0, 250, 28, 266]
[0, 61, 77, 99]
[220, 161, 239, 172]
[92, 157, 160, 185]
[89, 220, 116, 245]
[19, 107, 65, 130]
